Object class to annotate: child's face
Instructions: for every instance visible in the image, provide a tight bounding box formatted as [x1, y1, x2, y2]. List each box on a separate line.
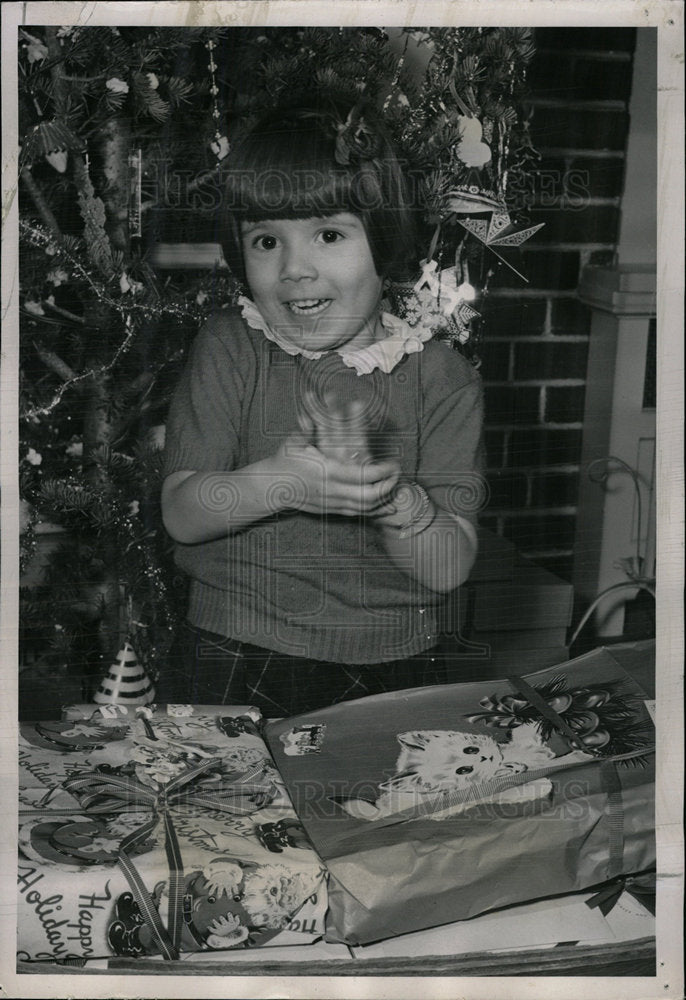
[241, 213, 384, 353]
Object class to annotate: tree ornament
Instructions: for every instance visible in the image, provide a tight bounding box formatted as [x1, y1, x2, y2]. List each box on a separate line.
[447, 186, 503, 215]
[452, 300, 481, 344]
[128, 149, 142, 239]
[20, 119, 84, 172]
[414, 258, 441, 296]
[106, 77, 130, 95]
[94, 640, 156, 706]
[206, 36, 228, 160]
[455, 211, 544, 282]
[333, 104, 383, 166]
[434, 266, 465, 316]
[411, 262, 481, 344]
[461, 212, 544, 249]
[45, 150, 68, 172]
[455, 115, 492, 168]
[24, 299, 45, 316]
[46, 268, 69, 286]
[20, 30, 49, 64]
[210, 135, 230, 160]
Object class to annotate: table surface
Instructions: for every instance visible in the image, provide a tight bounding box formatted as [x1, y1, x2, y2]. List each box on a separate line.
[18, 936, 656, 977]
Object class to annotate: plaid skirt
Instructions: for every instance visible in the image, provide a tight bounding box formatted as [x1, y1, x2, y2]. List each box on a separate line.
[159, 622, 448, 717]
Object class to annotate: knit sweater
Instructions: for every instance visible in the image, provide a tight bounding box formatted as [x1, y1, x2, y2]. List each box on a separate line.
[162, 307, 485, 664]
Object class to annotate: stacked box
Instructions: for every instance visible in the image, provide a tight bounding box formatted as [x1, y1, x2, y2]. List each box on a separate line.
[17, 704, 327, 966]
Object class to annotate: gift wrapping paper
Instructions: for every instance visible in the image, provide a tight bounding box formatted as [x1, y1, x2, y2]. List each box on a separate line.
[264, 645, 656, 945]
[17, 703, 327, 965]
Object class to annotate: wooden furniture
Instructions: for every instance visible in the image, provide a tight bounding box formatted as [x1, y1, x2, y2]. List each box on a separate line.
[439, 526, 573, 679]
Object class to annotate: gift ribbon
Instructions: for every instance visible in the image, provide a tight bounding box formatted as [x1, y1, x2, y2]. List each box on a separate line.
[507, 675, 640, 882]
[61, 760, 275, 960]
[585, 871, 656, 916]
[505, 674, 590, 746]
[599, 758, 625, 879]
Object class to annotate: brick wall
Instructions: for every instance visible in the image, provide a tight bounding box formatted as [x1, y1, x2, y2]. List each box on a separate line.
[478, 27, 637, 582]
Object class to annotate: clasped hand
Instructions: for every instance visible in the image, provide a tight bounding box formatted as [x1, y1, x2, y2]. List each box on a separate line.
[274, 392, 400, 517]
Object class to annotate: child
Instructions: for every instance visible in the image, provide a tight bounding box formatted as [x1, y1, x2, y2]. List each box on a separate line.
[160, 101, 485, 716]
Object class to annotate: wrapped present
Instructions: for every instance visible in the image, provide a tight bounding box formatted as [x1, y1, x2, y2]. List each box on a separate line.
[17, 704, 327, 966]
[264, 644, 655, 945]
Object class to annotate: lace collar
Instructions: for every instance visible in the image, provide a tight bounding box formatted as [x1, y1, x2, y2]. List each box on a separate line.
[238, 295, 434, 376]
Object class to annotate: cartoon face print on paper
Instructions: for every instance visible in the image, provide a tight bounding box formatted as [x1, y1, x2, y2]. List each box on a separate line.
[333, 722, 569, 822]
[279, 723, 326, 756]
[106, 856, 324, 956]
[255, 819, 311, 854]
[19, 721, 129, 753]
[19, 812, 155, 871]
[387, 729, 527, 791]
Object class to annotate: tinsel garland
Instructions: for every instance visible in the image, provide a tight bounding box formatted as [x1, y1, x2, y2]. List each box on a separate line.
[20, 222, 207, 419]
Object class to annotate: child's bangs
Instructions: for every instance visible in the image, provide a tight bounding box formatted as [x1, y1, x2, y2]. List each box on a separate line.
[229, 167, 358, 222]
[226, 123, 359, 221]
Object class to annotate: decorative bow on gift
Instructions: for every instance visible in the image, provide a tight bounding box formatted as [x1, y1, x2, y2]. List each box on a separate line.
[467, 675, 654, 761]
[471, 686, 615, 748]
[586, 871, 656, 916]
[61, 759, 277, 960]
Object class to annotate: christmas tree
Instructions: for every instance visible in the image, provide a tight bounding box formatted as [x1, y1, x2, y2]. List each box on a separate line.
[18, 25, 539, 706]
[18, 25, 241, 699]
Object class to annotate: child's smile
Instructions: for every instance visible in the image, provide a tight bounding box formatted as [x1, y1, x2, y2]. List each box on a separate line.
[285, 298, 332, 316]
[241, 213, 385, 354]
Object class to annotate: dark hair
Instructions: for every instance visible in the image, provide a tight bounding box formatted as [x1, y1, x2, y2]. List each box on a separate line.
[220, 101, 417, 284]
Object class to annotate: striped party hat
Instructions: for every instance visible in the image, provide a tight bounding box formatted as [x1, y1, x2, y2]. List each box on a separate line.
[94, 641, 155, 706]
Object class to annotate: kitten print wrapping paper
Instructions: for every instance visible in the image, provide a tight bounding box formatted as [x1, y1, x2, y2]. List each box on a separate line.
[17, 704, 327, 965]
[264, 644, 656, 944]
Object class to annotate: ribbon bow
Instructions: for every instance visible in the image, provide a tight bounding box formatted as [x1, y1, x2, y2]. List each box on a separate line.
[333, 105, 382, 166]
[414, 258, 440, 296]
[62, 759, 276, 959]
[586, 872, 656, 916]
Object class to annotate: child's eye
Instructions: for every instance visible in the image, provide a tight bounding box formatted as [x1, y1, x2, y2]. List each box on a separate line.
[252, 234, 278, 251]
[317, 229, 344, 244]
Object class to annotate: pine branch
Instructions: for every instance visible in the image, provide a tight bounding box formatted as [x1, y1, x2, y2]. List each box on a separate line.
[21, 317, 139, 421]
[43, 299, 86, 325]
[32, 342, 82, 389]
[83, 369, 115, 460]
[122, 370, 156, 398]
[43, 27, 69, 113]
[19, 166, 62, 235]
[99, 116, 132, 255]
